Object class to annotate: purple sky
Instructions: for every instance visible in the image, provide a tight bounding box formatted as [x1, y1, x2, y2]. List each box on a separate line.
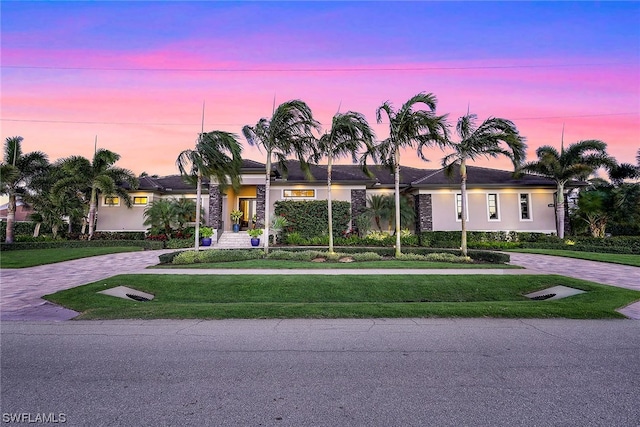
[2, 1, 638, 176]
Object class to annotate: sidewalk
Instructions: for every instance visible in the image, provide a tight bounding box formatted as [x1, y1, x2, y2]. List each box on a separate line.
[2, 250, 639, 320]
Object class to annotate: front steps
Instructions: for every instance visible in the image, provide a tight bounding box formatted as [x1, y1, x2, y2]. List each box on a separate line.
[214, 231, 256, 249]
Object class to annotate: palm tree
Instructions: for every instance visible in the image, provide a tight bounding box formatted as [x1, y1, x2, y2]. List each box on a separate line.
[143, 199, 176, 238]
[176, 130, 243, 250]
[367, 194, 391, 231]
[317, 111, 375, 253]
[363, 93, 448, 257]
[54, 149, 138, 239]
[441, 113, 526, 256]
[520, 140, 611, 238]
[0, 136, 49, 243]
[242, 100, 320, 253]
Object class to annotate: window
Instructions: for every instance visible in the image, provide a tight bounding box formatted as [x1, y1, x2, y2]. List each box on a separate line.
[519, 193, 531, 220]
[283, 189, 315, 198]
[487, 193, 499, 220]
[455, 194, 468, 221]
[103, 196, 120, 206]
[133, 196, 148, 206]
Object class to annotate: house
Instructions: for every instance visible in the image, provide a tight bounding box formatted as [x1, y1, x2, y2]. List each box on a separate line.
[96, 160, 559, 235]
[0, 197, 34, 222]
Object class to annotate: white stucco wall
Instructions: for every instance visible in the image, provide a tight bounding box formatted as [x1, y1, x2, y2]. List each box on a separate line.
[427, 188, 556, 233]
[96, 192, 209, 232]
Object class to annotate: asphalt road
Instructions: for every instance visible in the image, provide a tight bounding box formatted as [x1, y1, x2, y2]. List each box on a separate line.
[2, 318, 639, 427]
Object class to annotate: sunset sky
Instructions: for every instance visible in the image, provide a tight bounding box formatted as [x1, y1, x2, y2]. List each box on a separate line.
[2, 1, 638, 177]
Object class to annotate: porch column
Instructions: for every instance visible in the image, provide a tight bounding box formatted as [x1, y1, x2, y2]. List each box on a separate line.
[256, 185, 266, 227]
[414, 194, 433, 233]
[208, 185, 222, 228]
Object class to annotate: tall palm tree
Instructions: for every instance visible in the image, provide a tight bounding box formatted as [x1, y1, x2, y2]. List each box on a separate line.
[0, 136, 49, 243]
[363, 92, 448, 257]
[441, 113, 526, 256]
[520, 140, 611, 238]
[242, 100, 320, 253]
[317, 111, 375, 253]
[176, 130, 243, 250]
[54, 149, 138, 239]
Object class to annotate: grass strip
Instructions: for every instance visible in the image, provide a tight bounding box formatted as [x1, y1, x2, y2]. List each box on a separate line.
[508, 249, 640, 267]
[0, 247, 143, 268]
[44, 274, 640, 320]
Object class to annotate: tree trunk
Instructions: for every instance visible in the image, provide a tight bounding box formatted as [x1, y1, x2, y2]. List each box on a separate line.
[327, 155, 334, 254]
[460, 160, 468, 257]
[88, 187, 97, 240]
[194, 173, 202, 251]
[5, 194, 16, 243]
[263, 155, 272, 254]
[33, 222, 41, 238]
[556, 182, 565, 239]
[394, 149, 402, 258]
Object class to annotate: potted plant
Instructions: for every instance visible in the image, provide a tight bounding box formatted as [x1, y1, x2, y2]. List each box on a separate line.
[247, 228, 263, 247]
[200, 226, 214, 246]
[230, 209, 243, 232]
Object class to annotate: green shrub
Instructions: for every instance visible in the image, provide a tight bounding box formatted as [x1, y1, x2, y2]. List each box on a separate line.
[165, 239, 194, 249]
[158, 251, 183, 264]
[274, 200, 350, 238]
[172, 250, 200, 264]
[350, 252, 382, 262]
[424, 253, 473, 263]
[284, 232, 306, 245]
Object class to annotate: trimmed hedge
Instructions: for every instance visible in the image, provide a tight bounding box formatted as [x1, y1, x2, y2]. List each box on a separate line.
[277, 246, 510, 264]
[0, 240, 164, 251]
[275, 200, 350, 239]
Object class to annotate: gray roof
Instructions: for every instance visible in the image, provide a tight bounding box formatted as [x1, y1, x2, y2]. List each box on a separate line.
[128, 160, 557, 193]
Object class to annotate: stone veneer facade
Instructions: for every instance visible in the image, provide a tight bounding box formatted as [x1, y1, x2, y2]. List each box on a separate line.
[208, 185, 222, 229]
[350, 189, 367, 220]
[256, 185, 266, 227]
[414, 194, 433, 233]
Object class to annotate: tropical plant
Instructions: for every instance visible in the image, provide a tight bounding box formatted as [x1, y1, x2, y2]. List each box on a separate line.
[176, 130, 243, 250]
[143, 199, 176, 238]
[520, 140, 612, 239]
[385, 194, 415, 232]
[172, 197, 200, 231]
[199, 226, 214, 238]
[230, 209, 243, 224]
[316, 111, 375, 253]
[362, 93, 448, 256]
[242, 99, 321, 253]
[441, 113, 526, 256]
[247, 228, 263, 238]
[53, 148, 138, 240]
[0, 136, 49, 243]
[366, 194, 391, 231]
[270, 215, 290, 243]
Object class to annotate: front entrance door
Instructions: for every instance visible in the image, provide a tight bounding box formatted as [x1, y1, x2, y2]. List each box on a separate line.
[238, 198, 257, 230]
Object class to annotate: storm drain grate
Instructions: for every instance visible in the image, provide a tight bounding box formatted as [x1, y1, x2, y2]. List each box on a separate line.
[525, 286, 586, 301]
[98, 286, 155, 302]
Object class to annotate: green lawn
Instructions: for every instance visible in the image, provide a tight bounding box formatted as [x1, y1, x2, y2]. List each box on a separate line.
[44, 274, 640, 320]
[508, 249, 640, 267]
[0, 247, 144, 268]
[152, 259, 521, 269]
